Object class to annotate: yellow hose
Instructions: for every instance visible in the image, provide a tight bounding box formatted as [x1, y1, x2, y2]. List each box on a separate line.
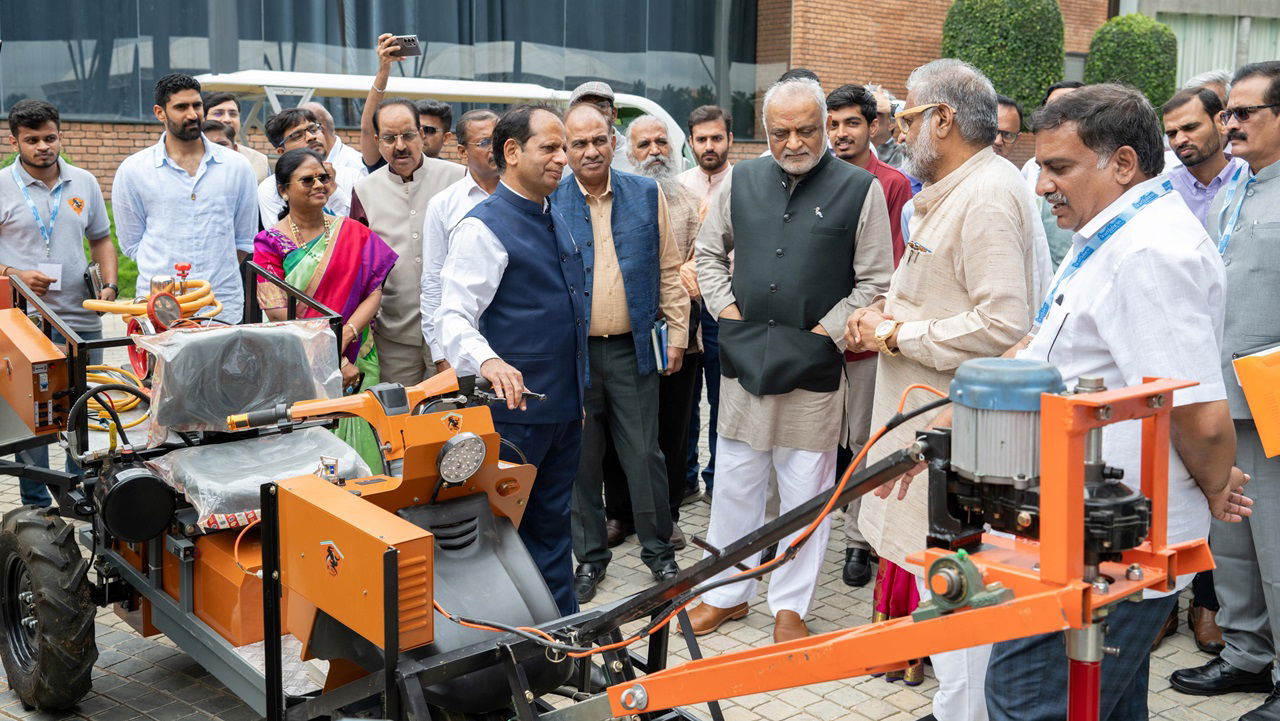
[85, 365, 149, 430]
[83, 280, 217, 316]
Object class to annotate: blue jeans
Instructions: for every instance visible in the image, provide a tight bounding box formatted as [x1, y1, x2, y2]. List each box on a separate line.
[686, 307, 719, 493]
[13, 328, 103, 507]
[495, 419, 583, 617]
[986, 593, 1177, 721]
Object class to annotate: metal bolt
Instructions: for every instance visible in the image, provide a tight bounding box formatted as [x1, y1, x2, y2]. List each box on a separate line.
[517, 499, 525, 506]
[271, 571, 279, 580]
[363, 589, 367, 595]
[1095, 406, 1112, 421]
[18, 592, 33, 604]
[611, 660, 624, 673]
[1102, 646, 1120, 656]
[185, 524, 197, 535]
[268, 485, 277, 496]
[1147, 394, 1165, 408]
[524, 690, 534, 702]
[1015, 511, 1033, 529]
[620, 684, 649, 711]
[1092, 578, 1110, 595]
[1032, 563, 1040, 572]
[21, 617, 37, 631]
[413, 497, 420, 503]
[1125, 564, 1143, 581]
[300, 553, 305, 559]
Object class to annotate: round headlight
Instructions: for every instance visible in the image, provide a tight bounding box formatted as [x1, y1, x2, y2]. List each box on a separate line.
[437, 432, 487, 486]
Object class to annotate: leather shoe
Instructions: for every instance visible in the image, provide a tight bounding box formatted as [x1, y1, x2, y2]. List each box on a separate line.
[1189, 603, 1225, 655]
[773, 610, 809, 643]
[1243, 686, 1280, 721]
[685, 602, 748, 636]
[1171, 656, 1273, 696]
[605, 519, 633, 548]
[842, 547, 874, 588]
[652, 561, 679, 583]
[1152, 605, 1179, 652]
[671, 525, 687, 551]
[573, 563, 607, 604]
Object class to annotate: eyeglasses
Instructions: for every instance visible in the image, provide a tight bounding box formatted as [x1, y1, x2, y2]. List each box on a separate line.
[465, 138, 493, 149]
[285, 123, 322, 144]
[1221, 103, 1280, 123]
[895, 103, 951, 134]
[379, 130, 420, 145]
[289, 173, 332, 187]
[995, 129, 1020, 144]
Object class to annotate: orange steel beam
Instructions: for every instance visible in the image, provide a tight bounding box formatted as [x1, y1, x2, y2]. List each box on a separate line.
[599, 378, 1207, 718]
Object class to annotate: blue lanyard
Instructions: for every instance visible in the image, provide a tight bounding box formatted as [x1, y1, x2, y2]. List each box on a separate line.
[11, 167, 63, 258]
[1034, 179, 1173, 326]
[1216, 165, 1253, 256]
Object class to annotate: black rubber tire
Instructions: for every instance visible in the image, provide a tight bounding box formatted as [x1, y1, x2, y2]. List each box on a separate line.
[0, 506, 97, 711]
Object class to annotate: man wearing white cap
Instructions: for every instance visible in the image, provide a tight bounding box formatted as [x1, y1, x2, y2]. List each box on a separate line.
[569, 81, 635, 173]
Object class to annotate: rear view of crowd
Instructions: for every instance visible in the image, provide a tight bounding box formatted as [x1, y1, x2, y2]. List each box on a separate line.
[4, 28, 1280, 721]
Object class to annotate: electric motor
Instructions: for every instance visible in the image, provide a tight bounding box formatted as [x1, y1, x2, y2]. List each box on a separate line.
[94, 465, 176, 543]
[949, 358, 1065, 488]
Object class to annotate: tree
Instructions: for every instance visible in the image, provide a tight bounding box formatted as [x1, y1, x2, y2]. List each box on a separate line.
[941, 0, 1065, 117]
[1085, 14, 1178, 108]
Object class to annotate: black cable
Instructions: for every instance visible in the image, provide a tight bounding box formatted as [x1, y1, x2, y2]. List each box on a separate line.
[436, 395, 956, 656]
[67, 383, 150, 454]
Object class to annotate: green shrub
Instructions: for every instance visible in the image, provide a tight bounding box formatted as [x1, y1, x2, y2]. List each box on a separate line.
[941, 0, 1065, 119]
[1085, 14, 1178, 108]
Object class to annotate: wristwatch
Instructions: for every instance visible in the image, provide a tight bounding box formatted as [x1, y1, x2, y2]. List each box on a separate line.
[874, 319, 902, 356]
[102, 282, 119, 294]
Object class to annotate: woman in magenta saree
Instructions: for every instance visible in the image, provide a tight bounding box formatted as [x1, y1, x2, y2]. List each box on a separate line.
[253, 148, 397, 469]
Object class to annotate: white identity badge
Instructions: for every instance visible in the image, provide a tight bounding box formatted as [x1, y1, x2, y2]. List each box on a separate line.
[37, 263, 62, 291]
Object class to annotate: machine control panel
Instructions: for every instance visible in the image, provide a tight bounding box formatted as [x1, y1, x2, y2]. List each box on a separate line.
[0, 309, 69, 434]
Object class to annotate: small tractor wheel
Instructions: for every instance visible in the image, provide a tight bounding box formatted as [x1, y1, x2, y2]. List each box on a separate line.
[0, 507, 97, 711]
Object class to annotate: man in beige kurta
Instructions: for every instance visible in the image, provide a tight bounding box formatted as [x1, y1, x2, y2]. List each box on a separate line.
[847, 59, 1044, 721]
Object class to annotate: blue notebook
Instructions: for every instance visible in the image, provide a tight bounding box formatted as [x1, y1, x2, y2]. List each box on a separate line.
[651, 319, 668, 372]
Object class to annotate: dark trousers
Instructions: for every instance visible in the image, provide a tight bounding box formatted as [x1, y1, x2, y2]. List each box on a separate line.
[986, 594, 1177, 721]
[603, 352, 701, 525]
[495, 419, 582, 617]
[1193, 570, 1218, 611]
[687, 308, 720, 493]
[573, 335, 673, 572]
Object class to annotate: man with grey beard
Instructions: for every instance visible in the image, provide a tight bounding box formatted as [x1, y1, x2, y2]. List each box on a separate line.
[846, 58, 1044, 721]
[600, 115, 705, 549]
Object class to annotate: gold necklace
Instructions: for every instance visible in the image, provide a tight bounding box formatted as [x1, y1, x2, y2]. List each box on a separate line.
[288, 214, 332, 246]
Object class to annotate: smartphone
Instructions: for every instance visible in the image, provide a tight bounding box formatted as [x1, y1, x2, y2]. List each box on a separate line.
[390, 34, 421, 58]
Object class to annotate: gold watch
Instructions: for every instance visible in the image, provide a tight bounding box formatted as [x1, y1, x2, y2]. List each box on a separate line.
[874, 319, 902, 356]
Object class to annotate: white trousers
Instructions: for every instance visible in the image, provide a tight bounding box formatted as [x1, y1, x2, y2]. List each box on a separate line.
[701, 437, 836, 617]
[916, 574, 991, 721]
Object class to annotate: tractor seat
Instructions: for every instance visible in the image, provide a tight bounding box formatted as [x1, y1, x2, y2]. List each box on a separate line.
[147, 427, 370, 530]
[134, 320, 358, 530]
[133, 320, 342, 448]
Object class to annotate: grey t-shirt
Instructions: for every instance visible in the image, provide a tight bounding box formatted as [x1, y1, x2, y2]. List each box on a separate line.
[0, 160, 110, 331]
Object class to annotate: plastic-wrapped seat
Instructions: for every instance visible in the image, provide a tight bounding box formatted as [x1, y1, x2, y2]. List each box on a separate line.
[135, 320, 357, 529]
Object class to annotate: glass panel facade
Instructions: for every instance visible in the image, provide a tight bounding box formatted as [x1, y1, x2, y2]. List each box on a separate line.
[0, 0, 771, 137]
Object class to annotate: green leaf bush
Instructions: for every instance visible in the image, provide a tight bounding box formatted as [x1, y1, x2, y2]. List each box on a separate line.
[1084, 14, 1178, 108]
[941, 0, 1065, 118]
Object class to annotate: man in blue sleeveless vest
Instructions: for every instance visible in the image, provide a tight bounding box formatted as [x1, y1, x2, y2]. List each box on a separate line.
[552, 105, 690, 603]
[435, 104, 588, 616]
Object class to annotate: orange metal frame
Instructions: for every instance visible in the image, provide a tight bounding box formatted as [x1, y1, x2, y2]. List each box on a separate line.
[603, 378, 1214, 716]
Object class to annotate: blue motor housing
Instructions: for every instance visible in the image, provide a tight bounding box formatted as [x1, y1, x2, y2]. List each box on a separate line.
[949, 358, 1065, 486]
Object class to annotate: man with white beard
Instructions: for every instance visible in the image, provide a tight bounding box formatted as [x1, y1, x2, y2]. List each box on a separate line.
[846, 58, 1043, 721]
[598, 115, 705, 549]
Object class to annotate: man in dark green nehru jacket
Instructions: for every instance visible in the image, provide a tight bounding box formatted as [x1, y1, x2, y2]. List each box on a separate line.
[687, 76, 894, 644]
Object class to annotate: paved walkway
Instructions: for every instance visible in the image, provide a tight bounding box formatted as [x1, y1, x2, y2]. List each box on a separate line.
[0, 321, 1260, 719]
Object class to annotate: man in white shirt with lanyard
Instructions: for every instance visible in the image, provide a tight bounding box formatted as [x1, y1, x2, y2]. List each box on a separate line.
[883, 83, 1250, 721]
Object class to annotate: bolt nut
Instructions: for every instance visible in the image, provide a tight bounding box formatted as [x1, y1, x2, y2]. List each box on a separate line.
[185, 524, 197, 535]
[268, 485, 277, 495]
[611, 660, 624, 673]
[1125, 564, 1144, 581]
[1015, 511, 1033, 529]
[524, 690, 534, 702]
[1092, 578, 1110, 595]
[1096, 406, 1113, 421]
[1147, 394, 1165, 408]
[271, 570, 280, 580]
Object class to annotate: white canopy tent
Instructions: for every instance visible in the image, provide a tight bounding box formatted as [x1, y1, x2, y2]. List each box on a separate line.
[194, 69, 689, 166]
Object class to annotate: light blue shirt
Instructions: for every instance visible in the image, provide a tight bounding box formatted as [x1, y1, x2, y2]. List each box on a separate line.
[111, 134, 258, 322]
